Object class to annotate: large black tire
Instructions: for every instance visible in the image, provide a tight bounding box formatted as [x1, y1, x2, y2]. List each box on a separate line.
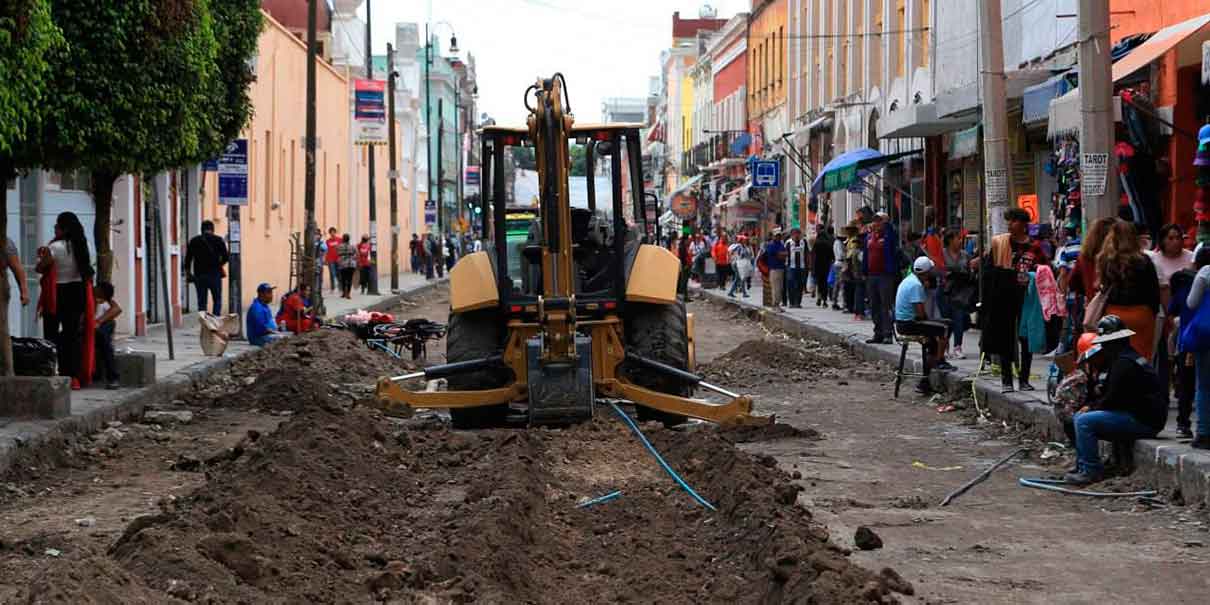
[445, 309, 511, 429]
[624, 301, 692, 427]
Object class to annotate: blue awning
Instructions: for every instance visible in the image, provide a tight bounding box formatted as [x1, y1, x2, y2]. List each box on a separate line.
[1023, 75, 1072, 124]
[811, 148, 921, 194]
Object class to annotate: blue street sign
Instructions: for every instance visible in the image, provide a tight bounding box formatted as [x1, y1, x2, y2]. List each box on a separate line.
[218, 139, 249, 206]
[752, 159, 780, 188]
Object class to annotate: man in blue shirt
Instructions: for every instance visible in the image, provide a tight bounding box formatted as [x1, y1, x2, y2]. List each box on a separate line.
[247, 283, 284, 347]
[895, 257, 953, 394]
[764, 228, 788, 312]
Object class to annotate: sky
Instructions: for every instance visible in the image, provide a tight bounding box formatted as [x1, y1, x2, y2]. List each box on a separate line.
[357, 0, 750, 126]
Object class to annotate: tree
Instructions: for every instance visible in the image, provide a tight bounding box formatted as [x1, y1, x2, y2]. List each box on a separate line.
[33, 0, 220, 282]
[0, 0, 63, 376]
[195, 0, 262, 160]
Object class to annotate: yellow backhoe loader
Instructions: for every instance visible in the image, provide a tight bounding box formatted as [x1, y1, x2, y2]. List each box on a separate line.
[376, 74, 767, 428]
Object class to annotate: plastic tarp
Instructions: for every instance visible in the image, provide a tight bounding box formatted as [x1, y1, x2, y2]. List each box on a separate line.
[1023, 75, 1072, 124]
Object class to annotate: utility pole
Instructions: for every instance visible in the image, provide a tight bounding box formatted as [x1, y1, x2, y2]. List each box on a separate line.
[303, 0, 320, 306]
[364, 0, 380, 294]
[387, 43, 399, 291]
[437, 97, 444, 236]
[455, 76, 462, 233]
[978, 0, 1012, 238]
[424, 25, 433, 236]
[1078, 0, 1118, 221]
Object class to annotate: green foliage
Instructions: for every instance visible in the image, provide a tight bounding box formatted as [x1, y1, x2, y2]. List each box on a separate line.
[33, 0, 220, 175]
[197, 0, 262, 160]
[0, 0, 63, 156]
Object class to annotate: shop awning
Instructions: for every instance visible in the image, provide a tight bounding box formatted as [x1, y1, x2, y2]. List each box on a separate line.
[810, 148, 921, 194]
[667, 174, 704, 199]
[879, 103, 978, 139]
[1046, 90, 1123, 140]
[1022, 75, 1073, 124]
[1112, 13, 1210, 82]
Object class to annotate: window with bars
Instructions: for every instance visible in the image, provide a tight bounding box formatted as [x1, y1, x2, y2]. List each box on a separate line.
[46, 169, 91, 192]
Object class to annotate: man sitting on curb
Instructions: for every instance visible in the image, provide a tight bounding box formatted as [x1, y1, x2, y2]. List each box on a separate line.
[1066, 315, 1167, 485]
[247, 283, 286, 347]
[894, 256, 954, 395]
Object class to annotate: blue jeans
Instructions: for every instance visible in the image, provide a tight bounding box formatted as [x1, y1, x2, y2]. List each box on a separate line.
[327, 261, 340, 290]
[786, 268, 806, 306]
[193, 273, 222, 316]
[250, 332, 285, 347]
[1194, 351, 1210, 437]
[867, 274, 895, 340]
[1073, 410, 1155, 475]
[728, 270, 749, 297]
[938, 294, 968, 347]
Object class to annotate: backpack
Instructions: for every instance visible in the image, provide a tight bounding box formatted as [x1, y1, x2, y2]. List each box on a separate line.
[1180, 294, 1210, 353]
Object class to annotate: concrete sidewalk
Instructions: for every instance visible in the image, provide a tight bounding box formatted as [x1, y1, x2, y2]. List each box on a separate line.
[0, 272, 446, 476]
[693, 278, 1210, 503]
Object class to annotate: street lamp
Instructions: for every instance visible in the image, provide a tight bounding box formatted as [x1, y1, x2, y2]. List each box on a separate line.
[425, 21, 458, 236]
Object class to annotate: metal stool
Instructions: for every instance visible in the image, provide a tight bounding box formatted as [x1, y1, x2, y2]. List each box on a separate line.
[893, 326, 930, 398]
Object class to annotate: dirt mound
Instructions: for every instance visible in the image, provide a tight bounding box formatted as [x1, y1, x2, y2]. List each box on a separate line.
[701, 339, 851, 388]
[182, 329, 414, 409]
[19, 403, 910, 603]
[719, 421, 821, 443]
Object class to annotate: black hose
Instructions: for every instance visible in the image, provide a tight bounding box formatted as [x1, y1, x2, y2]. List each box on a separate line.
[524, 84, 538, 113]
[552, 72, 571, 114]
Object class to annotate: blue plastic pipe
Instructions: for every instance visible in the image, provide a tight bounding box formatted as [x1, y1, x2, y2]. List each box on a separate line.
[608, 401, 717, 511]
[1018, 477, 1158, 498]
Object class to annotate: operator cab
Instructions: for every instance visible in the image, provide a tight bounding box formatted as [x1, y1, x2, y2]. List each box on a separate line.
[479, 123, 651, 317]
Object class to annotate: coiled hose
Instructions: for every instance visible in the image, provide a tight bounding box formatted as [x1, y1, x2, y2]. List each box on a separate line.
[608, 401, 717, 511]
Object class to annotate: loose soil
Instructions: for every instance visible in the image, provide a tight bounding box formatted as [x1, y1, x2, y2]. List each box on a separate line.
[2, 286, 908, 604]
[700, 338, 851, 388]
[687, 295, 1210, 604]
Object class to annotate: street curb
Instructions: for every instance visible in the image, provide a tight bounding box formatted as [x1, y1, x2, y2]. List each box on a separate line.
[693, 286, 1210, 504]
[0, 279, 446, 478]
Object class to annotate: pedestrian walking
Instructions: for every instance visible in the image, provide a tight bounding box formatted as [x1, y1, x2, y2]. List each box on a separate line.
[812, 227, 835, 307]
[764, 229, 787, 312]
[785, 229, 807, 308]
[184, 220, 230, 316]
[844, 222, 866, 318]
[325, 228, 342, 292]
[830, 228, 845, 310]
[409, 233, 421, 274]
[357, 235, 372, 295]
[712, 234, 731, 291]
[864, 212, 898, 344]
[727, 236, 752, 298]
[940, 229, 976, 359]
[35, 211, 96, 389]
[445, 234, 457, 271]
[337, 234, 357, 298]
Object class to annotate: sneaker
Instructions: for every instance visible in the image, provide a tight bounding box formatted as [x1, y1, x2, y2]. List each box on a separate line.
[950, 346, 965, 360]
[1018, 382, 1036, 392]
[1063, 469, 1104, 485]
[935, 361, 957, 372]
[1192, 436, 1210, 450]
[865, 337, 884, 344]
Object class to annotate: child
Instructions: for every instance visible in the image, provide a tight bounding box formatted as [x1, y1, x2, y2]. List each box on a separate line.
[94, 282, 122, 389]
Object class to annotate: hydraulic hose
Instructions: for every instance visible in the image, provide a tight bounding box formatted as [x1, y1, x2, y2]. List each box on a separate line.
[608, 401, 716, 511]
[1018, 477, 1158, 498]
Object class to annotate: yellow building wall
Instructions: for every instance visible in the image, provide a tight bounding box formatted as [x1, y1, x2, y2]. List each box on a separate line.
[747, 0, 787, 119]
[680, 66, 694, 172]
[200, 11, 415, 302]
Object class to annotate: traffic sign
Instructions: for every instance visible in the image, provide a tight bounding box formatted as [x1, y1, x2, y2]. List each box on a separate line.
[218, 139, 248, 206]
[752, 159, 780, 188]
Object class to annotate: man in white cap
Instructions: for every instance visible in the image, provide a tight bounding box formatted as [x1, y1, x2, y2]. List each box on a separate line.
[894, 256, 954, 394]
[1066, 315, 1167, 485]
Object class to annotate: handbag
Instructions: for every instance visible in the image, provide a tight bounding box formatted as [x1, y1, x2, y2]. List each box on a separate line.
[1081, 286, 1112, 333]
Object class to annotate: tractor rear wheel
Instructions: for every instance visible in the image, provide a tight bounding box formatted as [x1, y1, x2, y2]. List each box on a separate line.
[445, 309, 511, 429]
[623, 300, 691, 427]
